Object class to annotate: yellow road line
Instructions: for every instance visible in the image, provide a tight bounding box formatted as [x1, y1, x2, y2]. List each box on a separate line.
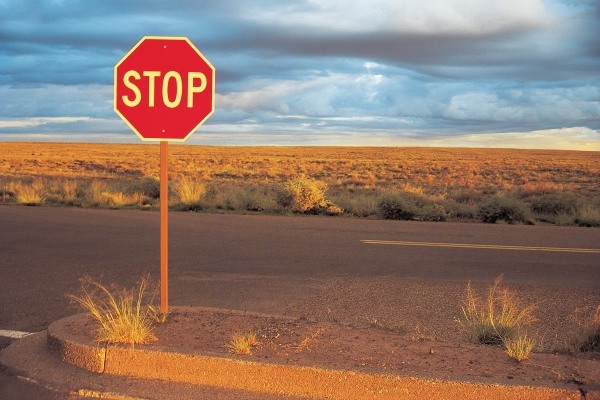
[361, 240, 600, 254]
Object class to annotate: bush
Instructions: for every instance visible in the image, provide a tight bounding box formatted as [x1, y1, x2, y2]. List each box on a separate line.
[477, 194, 532, 224]
[378, 191, 448, 221]
[276, 175, 341, 214]
[421, 203, 448, 222]
[377, 193, 417, 220]
[529, 193, 578, 216]
[128, 177, 161, 199]
[575, 202, 600, 227]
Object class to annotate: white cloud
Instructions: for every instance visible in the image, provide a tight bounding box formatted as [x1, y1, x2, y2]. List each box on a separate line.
[254, 0, 549, 34]
[0, 116, 97, 128]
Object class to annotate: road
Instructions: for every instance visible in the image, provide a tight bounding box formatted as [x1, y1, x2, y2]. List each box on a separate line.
[0, 206, 599, 398]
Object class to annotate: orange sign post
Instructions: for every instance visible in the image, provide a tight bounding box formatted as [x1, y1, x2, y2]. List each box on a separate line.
[160, 141, 169, 312]
[114, 36, 215, 314]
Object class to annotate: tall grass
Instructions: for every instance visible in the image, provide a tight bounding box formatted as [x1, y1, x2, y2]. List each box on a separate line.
[173, 177, 206, 209]
[459, 276, 537, 345]
[12, 179, 47, 205]
[68, 276, 158, 345]
[1, 161, 598, 226]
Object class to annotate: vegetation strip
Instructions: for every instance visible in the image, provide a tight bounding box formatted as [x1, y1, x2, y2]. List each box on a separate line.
[361, 240, 600, 254]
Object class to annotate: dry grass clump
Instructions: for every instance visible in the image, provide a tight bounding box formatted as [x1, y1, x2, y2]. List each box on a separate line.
[173, 177, 206, 209]
[227, 331, 260, 355]
[459, 276, 537, 359]
[12, 179, 47, 205]
[504, 333, 536, 362]
[47, 179, 80, 205]
[68, 276, 159, 345]
[276, 175, 342, 215]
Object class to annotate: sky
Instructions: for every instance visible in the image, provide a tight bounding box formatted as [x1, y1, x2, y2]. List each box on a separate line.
[1, 0, 599, 150]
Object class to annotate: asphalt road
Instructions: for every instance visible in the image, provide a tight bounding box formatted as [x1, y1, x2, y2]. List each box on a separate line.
[1, 205, 599, 333]
[1, 205, 599, 398]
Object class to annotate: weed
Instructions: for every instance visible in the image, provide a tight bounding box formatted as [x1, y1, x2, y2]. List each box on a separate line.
[173, 177, 206, 209]
[459, 276, 537, 345]
[13, 179, 46, 205]
[56, 180, 79, 205]
[504, 333, 536, 362]
[87, 180, 108, 207]
[227, 331, 259, 355]
[68, 275, 158, 345]
[98, 191, 145, 208]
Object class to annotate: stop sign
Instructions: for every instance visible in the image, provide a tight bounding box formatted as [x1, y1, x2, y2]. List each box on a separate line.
[114, 36, 215, 141]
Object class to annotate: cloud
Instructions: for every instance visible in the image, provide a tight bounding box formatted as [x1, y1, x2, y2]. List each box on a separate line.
[249, 0, 549, 35]
[0, 0, 598, 149]
[0, 116, 99, 128]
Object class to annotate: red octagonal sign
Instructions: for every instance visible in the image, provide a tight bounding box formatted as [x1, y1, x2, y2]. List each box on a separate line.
[114, 36, 215, 141]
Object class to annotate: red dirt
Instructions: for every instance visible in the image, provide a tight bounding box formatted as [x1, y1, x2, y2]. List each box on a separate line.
[69, 306, 600, 393]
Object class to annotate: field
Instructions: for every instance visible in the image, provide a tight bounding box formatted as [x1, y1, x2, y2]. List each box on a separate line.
[1, 142, 599, 226]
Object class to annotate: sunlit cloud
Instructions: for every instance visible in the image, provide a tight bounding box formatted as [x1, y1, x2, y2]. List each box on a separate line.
[0, 0, 598, 149]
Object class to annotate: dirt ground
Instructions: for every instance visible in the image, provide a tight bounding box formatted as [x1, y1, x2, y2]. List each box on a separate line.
[70, 276, 600, 391]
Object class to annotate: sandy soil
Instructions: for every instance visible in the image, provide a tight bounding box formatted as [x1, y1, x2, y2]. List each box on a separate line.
[69, 276, 600, 392]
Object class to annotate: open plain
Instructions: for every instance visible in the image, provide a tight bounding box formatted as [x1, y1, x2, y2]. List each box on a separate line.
[1, 143, 599, 398]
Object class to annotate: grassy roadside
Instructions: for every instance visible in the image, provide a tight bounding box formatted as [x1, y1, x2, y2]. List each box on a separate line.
[1, 143, 599, 226]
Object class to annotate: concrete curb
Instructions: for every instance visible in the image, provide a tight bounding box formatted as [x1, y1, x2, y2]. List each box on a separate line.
[44, 312, 594, 400]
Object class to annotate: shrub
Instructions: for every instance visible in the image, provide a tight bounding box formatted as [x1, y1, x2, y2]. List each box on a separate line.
[378, 191, 448, 221]
[444, 200, 476, 220]
[68, 276, 158, 345]
[173, 177, 206, 209]
[477, 194, 532, 224]
[128, 177, 160, 199]
[377, 192, 417, 220]
[330, 189, 380, 218]
[575, 203, 600, 227]
[276, 175, 340, 214]
[459, 276, 537, 345]
[420, 203, 448, 222]
[529, 193, 578, 216]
